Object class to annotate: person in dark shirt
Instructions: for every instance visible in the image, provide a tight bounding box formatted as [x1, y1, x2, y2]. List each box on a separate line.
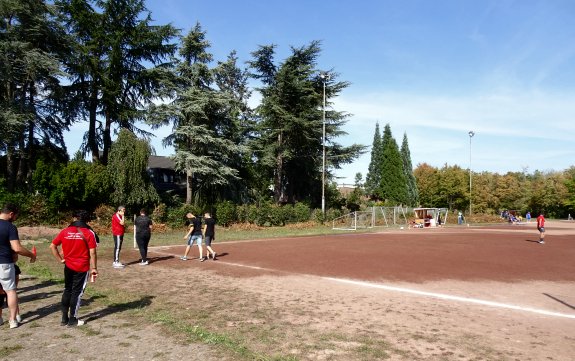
[180, 213, 204, 261]
[0, 203, 36, 329]
[134, 209, 153, 265]
[203, 212, 217, 260]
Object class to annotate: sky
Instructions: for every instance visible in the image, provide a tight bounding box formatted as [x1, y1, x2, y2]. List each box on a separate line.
[64, 0, 575, 185]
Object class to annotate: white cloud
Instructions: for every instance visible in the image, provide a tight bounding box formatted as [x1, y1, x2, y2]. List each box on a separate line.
[332, 89, 575, 183]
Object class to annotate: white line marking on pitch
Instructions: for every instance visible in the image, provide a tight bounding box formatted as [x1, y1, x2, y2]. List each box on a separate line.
[149, 248, 575, 320]
[325, 277, 575, 320]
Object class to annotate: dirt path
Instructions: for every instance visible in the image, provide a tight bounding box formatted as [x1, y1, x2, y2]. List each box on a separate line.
[1, 275, 223, 361]
[3, 220, 575, 360]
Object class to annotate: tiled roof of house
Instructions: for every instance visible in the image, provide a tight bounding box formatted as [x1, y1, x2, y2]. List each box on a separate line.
[148, 155, 175, 169]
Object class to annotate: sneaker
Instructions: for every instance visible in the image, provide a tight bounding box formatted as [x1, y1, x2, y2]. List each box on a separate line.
[180, 256, 187, 261]
[212, 252, 217, 261]
[139, 260, 149, 265]
[61, 317, 69, 326]
[16, 314, 22, 323]
[67, 318, 85, 327]
[113, 261, 125, 268]
[539, 240, 545, 244]
[9, 319, 18, 329]
[199, 257, 205, 262]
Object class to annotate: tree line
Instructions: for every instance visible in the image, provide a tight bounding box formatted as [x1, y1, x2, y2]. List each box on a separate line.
[361, 123, 575, 218]
[3, 1, 573, 223]
[1, 0, 364, 221]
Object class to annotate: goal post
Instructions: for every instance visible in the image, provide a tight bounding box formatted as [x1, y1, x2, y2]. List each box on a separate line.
[332, 206, 409, 230]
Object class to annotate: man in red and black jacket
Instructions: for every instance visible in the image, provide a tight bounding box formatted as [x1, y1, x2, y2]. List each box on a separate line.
[111, 206, 126, 268]
[50, 210, 98, 327]
[536, 212, 546, 244]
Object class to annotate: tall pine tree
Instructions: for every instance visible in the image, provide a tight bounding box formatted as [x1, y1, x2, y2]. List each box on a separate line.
[379, 124, 407, 204]
[57, 0, 178, 164]
[147, 23, 242, 205]
[249, 41, 365, 205]
[401, 133, 419, 206]
[365, 122, 382, 198]
[1, 0, 70, 191]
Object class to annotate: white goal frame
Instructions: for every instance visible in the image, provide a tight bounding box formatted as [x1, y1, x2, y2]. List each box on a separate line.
[332, 206, 409, 231]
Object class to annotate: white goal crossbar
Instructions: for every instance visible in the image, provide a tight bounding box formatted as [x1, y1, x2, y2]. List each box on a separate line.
[332, 206, 409, 231]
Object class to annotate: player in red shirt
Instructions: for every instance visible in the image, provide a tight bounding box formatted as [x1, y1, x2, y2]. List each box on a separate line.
[50, 210, 98, 326]
[111, 206, 126, 268]
[536, 212, 545, 244]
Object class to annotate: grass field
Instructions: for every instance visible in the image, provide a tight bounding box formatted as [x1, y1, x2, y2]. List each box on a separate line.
[9, 220, 575, 360]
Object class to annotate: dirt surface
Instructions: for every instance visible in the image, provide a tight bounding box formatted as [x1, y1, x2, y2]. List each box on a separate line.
[3, 220, 575, 360]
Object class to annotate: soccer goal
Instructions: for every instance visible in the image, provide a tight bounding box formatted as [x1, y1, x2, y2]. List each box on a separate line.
[332, 206, 409, 230]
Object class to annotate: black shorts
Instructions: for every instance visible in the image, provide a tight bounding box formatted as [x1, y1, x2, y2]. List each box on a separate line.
[204, 235, 214, 247]
[538, 227, 545, 232]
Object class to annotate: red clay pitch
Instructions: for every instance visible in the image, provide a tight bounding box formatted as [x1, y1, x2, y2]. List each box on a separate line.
[146, 220, 575, 284]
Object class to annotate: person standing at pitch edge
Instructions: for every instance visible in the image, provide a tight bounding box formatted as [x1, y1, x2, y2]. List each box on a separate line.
[49, 210, 98, 326]
[536, 212, 546, 244]
[134, 208, 153, 265]
[111, 206, 126, 268]
[203, 212, 217, 260]
[0, 203, 36, 329]
[180, 212, 204, 261]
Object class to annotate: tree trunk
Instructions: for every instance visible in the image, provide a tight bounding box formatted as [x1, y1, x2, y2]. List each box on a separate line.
[5, 145, 16, 192]
[88, 81, 100, 163]
[186, 171, 193, 204]
[274, 131, 284, 203]
[102, 110, 112, 165]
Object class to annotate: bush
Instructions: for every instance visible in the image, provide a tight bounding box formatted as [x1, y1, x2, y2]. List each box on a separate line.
[237, 204, 258, 224]
[165, 204, 202, 229]
[312, 207, 343, 224]
[23, 195, 60, 225]
[312, 208, 324, 224]
[292, 202, 311, 223]
[215, 201, 237, 226]
[267, 204, 286, 226]
[152, 203, 168, 223]
[93, 205, 115, 227]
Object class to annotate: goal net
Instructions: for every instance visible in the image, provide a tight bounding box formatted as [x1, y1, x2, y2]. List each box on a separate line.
[332, 206, 409, 231]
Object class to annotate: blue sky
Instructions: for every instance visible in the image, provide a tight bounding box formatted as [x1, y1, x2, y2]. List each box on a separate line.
[65, 0, 575, 184]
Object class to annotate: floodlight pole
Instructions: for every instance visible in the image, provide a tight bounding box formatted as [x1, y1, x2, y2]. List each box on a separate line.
[468, 130, 475, 217]
[320, 73, 328, 217]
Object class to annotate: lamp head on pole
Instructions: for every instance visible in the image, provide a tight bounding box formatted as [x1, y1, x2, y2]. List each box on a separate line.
[468, 130, 475, 138]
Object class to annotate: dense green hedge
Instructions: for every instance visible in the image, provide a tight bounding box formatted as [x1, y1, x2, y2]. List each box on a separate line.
[1, 177, 340, 228]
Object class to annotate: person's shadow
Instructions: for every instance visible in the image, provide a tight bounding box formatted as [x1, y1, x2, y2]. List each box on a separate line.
[524, 239, 540, 243]
[125, 255, 174, 266]
[82, 295, 155, 322]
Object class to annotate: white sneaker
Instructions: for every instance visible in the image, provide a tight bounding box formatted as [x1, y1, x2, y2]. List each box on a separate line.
[67, 318, 85, 327]
[9, 319, 18, 329]
[139, 260, 149, 265]
[180, 256, 187, 261]
[16, 314, 22, 323]
[113, 261, 125, 268]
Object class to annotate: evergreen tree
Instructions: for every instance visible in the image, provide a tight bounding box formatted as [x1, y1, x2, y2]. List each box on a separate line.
[249, 41, 365, 205]
[0, 0, 70, 191]
[147, 24, 242, 205]
[400, 133, 419, 206]
[378, 124, 407, 204]
[365, 122, 382, 198]
[212, 51, 256, 203]
[56, 0, 178, 164]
